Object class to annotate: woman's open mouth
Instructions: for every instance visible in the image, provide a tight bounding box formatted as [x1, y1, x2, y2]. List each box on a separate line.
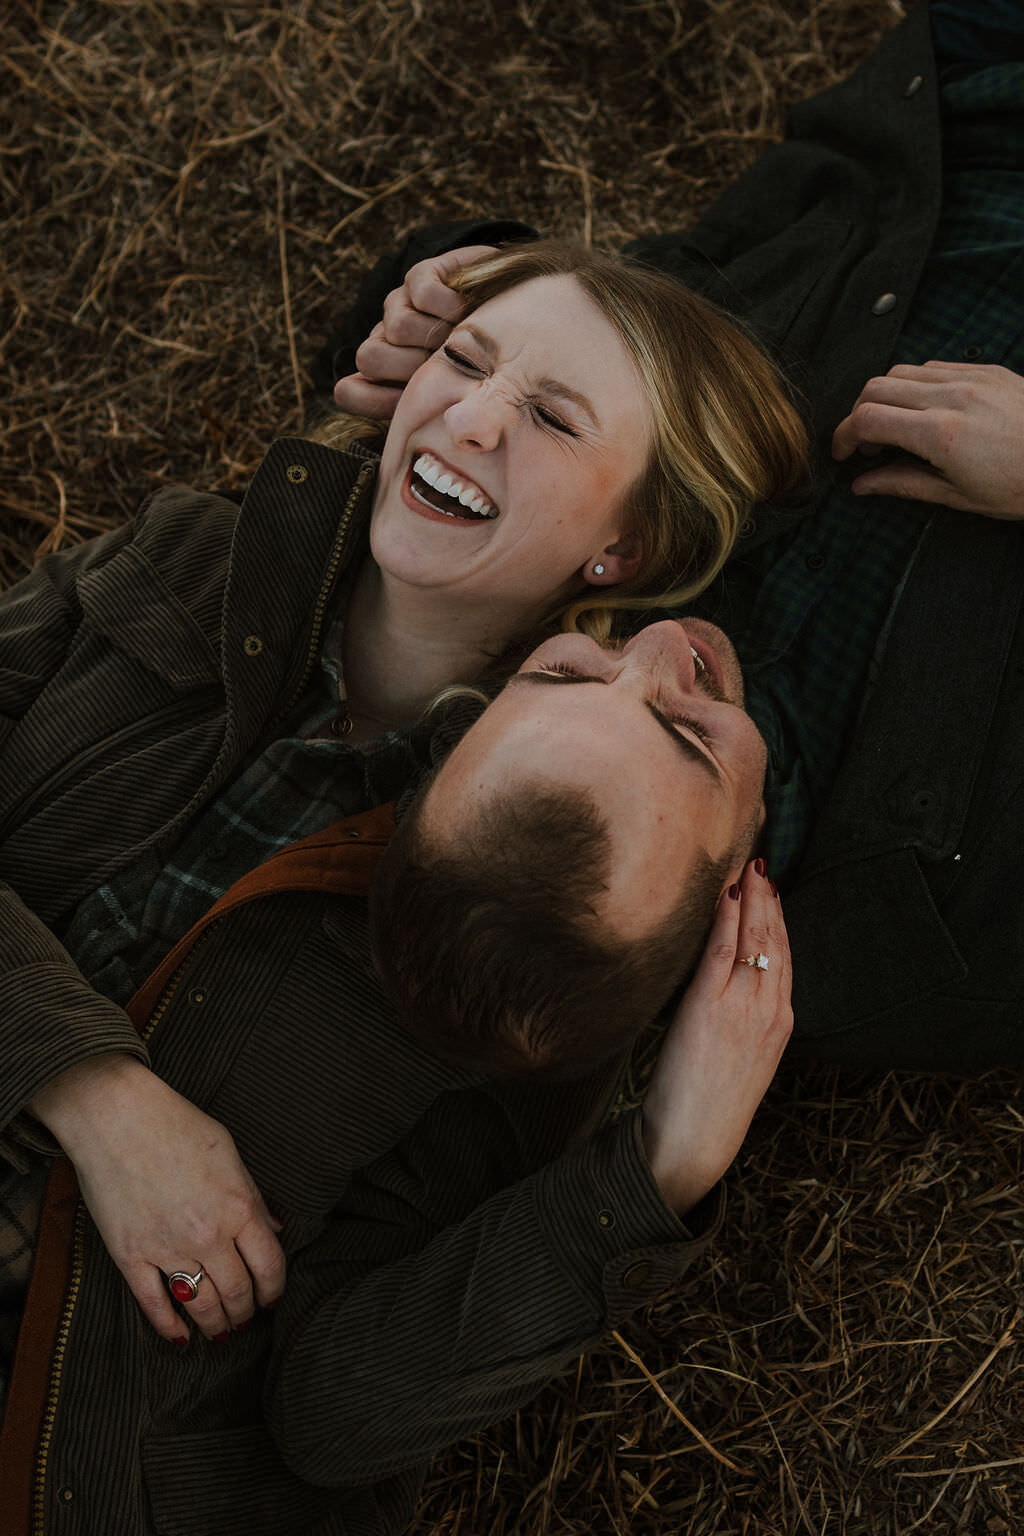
[407, 452, 498, 521]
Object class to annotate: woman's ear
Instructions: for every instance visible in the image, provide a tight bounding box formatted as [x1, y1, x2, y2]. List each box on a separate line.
[582, 534, 644, 586]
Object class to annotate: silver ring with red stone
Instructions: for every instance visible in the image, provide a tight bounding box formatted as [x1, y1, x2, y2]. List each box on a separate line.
[167, 1267, 204, 1304]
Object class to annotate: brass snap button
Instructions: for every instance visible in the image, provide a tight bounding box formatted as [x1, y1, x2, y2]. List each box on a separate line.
[622, 1262, 652, 1290]
[243, 634, 264, 657]
[286, 464, 308, 485]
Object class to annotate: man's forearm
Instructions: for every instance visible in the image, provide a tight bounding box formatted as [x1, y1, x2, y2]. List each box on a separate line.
[266, 1106, 717, 1487]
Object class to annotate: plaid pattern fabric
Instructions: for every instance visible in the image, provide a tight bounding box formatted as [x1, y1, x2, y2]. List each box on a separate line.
[685, 59, 1024, 885]
[63, 610, 433, 1005]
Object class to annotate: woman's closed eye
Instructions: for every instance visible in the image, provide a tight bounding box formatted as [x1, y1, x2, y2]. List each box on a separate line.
[529, 401, 578, 437]
[442, 346, 579, 437]
[443, 343, 483, 374]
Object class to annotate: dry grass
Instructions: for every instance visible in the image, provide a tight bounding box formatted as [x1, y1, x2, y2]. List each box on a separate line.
[3, 2, 1023, 1532]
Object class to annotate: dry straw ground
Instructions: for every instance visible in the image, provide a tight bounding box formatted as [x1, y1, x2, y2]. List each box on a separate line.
[3, 1, 1023, 1532]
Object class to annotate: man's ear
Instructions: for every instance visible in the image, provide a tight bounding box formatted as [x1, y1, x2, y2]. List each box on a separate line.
[582, 534, 644, 586]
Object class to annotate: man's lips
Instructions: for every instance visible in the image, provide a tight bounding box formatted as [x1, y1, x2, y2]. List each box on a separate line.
[686, 633, 726, 699]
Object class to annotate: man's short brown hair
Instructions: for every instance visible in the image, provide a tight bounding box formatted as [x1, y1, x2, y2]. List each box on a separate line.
[369, 781, 731, 1078]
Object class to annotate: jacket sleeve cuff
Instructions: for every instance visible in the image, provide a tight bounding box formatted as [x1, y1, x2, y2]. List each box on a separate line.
[532, 1108, 725, 1324]
[0, 961, 148, 1140]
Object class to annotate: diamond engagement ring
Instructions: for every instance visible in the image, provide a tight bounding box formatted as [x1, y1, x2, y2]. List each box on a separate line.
[167, 1267, 204, 1303]
[739, 953, 770, 971]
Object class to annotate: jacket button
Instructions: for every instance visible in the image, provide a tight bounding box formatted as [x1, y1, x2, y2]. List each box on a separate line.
[739, 517, 757, 539]
[286, 463, 308, 484]
[243, 634, 264, 657]
[187, 987, 207, 1006]
[963, 344, 983, 361]
[597, 1209, 615, 1230]
[622, 1262, 652, 1290]
[805, 553, 826, 572]
[58, 1487, 74, 1503]
[904, 74, 923, 98]
[871, 293, 897, 316]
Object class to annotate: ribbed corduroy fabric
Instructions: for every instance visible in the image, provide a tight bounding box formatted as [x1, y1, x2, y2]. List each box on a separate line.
[0, 440, 717, 1534]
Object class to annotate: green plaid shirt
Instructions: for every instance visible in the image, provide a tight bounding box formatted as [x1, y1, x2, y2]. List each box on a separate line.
[686, 59, 1024, 886]
[62, 609, 434, 1005]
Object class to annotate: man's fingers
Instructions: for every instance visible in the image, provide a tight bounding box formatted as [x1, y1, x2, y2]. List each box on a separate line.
[832, 400, 951, 463]
[332, 373, 405, 420]
[380, 287, 454, 351]
[354, 327, 433, 384]
[404, 244, 499, 321]
[851, 463, 963, 506]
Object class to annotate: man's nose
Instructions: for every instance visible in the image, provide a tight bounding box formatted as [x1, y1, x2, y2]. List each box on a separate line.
[444, 385, 507, 451]
[619, 620, 700, 690]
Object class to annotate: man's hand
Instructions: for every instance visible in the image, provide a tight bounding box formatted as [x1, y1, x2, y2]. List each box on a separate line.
[30, 1054, 286, 1343]
[641, 861, 792, 1215]
[832, 361, 1024, 519]
[333, 245, 499, 420]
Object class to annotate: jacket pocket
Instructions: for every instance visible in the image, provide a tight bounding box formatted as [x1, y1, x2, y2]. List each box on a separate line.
[78, 543, 220, 689]
[142, 1424, 352, 1535]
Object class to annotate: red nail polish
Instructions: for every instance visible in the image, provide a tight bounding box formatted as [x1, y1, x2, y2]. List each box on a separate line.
[728, 883, 741, 900]
[212, 1330, 230, 1343]
[173, 1335, 188, 1348]
[755, 858, 767, 877]
[769, 880, 779, 898]
[236, 1318, 252, 1332]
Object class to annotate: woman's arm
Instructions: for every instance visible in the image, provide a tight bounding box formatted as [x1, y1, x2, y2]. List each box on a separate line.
[0, 516, 286, 1341]
[265, 867, 791, 1485]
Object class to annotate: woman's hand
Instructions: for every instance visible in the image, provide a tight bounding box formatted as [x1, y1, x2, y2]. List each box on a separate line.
[332, 244, 499, 420]
[832, 361, 1024, 520]
[641, 860, 792, 1215]
[30, 1054, 285, 1343]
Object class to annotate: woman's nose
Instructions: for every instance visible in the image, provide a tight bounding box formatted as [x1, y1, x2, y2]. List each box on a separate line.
[444, 385, 506, 451]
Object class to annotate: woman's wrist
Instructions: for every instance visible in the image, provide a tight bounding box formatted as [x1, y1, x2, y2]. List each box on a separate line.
[27, 1052, 152, 1154]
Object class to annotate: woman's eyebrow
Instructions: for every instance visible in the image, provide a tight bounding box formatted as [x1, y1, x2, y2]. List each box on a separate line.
[458, 324, 599, 428]
[509, 672, 722, 784]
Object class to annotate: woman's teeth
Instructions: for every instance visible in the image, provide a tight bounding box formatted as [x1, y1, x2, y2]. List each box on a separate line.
[412, 453, 497, 519]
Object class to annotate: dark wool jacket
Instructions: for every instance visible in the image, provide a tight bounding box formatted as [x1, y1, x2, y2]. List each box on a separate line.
[318, 3, 1024, 1072]
[0, 441, 715, 1536]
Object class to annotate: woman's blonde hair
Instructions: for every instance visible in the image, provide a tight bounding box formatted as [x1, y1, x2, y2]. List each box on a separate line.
[312, 239, 808, 642]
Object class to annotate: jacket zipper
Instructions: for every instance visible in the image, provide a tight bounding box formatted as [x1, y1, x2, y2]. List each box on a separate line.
[27, 461, 374, 1523]
[31, 931, 216, 1532]
[268, 462, 376, 731]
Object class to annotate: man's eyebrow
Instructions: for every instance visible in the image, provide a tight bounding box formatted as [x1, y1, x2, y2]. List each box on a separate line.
[509, 671, 722, 785]
[458, 324, 599, 428]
